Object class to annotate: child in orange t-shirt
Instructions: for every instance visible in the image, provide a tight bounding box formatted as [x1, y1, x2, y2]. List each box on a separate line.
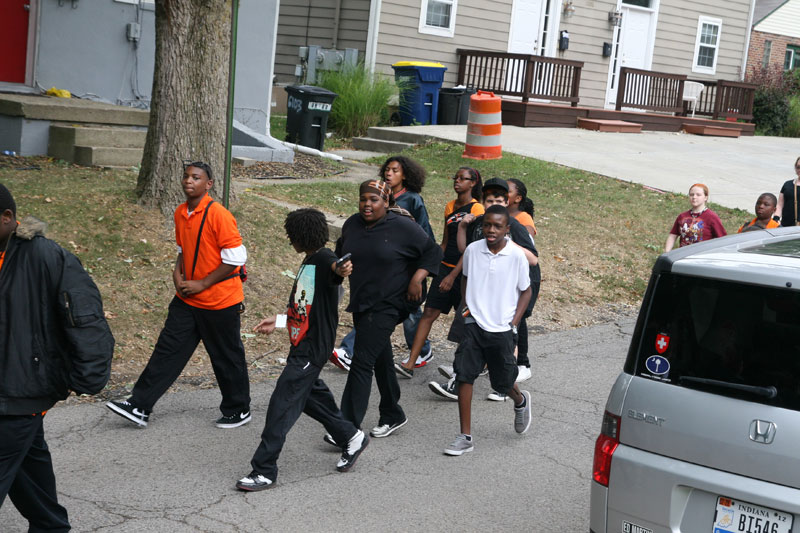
[738, 193, 780, 233]
[107, 161, 251, 429]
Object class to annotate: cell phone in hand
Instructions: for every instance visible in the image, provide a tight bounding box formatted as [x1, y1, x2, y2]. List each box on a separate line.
[335, 253, 352, 268]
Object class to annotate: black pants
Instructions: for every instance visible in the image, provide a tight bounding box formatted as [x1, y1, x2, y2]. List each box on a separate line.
[250, 355, 357, 481]
[340, 310, 406, 429]
[130, 297, 250, 415]
[0, 414, 70, 533]
[516, 281, 540, 368]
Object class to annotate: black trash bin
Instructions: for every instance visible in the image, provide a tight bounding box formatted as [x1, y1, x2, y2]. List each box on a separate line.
[284, 85, 338, 151]
[438, 86, 476, 125]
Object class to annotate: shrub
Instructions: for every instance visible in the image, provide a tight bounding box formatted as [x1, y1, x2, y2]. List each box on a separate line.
[747, 65, 795, 135]
[784, 95, 800, 138]
[317, 64, 396, 138]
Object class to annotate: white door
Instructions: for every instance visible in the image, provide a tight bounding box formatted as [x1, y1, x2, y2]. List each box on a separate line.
[506, 0, 543, 94]
[605, 5, 657, 108]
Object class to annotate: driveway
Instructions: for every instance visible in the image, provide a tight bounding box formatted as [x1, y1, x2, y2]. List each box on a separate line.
[387, 125, 799, 212]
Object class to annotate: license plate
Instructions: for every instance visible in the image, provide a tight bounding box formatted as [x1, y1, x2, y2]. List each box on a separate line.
[713, 496, 793, 533]
[308, 102, 331, 111]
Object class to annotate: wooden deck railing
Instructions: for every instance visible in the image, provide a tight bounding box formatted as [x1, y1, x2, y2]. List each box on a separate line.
[713, 80, 756, 121]
[456, 49, 584, 106]
[615, 67, 686, 114]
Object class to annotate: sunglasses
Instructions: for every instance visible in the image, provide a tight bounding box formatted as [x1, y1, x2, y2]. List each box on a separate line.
[182, 160, 213, 180]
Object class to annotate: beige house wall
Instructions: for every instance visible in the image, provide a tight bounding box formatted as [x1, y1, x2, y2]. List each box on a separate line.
[755, 0, 800, 38]
[374, 0, 513, 87]
[274, 0, 370, 83]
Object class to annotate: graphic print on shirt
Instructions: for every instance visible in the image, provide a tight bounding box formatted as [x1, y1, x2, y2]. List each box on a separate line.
[288, 264, 315, 346]
[679, 218, 704, 246]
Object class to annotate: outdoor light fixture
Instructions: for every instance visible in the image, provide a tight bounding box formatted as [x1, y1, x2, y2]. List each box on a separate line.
[563, 1, 575, 17]
[608, 9, 623, 27]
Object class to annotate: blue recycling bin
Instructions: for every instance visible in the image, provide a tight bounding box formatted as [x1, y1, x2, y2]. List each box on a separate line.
[392, 61, 447, 126]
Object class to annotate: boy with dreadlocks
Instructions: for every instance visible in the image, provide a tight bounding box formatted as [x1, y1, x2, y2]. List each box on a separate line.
[236, 209, 368, 491]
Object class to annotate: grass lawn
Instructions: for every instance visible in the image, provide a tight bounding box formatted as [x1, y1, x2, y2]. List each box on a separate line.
[261, 140, 750, 312]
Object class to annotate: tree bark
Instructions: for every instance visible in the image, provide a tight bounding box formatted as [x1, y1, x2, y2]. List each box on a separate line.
[137, 0, 232, 216]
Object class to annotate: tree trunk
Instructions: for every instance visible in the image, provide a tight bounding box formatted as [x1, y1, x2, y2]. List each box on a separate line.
[137, 0, 232, 216]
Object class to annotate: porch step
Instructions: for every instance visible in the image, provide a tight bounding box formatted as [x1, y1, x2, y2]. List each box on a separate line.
[48, 124, 145, 166]
[352, 136, 414, 153]
[577, 118, 642, 133]
[367, 127, 432, 144]
[682, 124, 741, 138]
[73, 146, 144, 167]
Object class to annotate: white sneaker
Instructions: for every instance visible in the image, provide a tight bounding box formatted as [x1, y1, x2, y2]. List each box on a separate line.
[487, 390, 507, 402]
[329, 348, 351, 371]
[437, 365, 454, 379]
[516, 365, 532, 382]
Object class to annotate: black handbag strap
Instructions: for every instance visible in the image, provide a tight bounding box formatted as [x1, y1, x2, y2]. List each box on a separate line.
[190, 200, 214, 280]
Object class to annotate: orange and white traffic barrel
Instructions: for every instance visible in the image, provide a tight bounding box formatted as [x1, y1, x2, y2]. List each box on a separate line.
[462, 90, 502, 160]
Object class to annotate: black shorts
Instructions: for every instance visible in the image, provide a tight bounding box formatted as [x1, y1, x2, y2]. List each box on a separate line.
[453, 322, 518, 394]
[424, 264, 461, 314]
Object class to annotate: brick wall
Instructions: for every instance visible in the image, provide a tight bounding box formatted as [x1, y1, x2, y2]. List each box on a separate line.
[746, 30, 800, 78]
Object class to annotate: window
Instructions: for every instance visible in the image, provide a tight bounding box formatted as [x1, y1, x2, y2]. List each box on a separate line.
[785, 45, 800, 70]
[633, 273, 800, 412]
[762, 40, 772, 69]
[692, 16, 722, 75]
[622, 0, 652, 7]
[418, 0, 458, 38]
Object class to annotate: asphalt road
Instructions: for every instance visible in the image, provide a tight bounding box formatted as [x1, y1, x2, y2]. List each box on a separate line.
[1, 317, 635, 532]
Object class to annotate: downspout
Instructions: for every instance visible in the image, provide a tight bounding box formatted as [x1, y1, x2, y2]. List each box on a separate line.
[365, 0, 382, 73]
[332, 0, 342, 48]
[741, 0, 756, 80]
[223, 0, 239, 208]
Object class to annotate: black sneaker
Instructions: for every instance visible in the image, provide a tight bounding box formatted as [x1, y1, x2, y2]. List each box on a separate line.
[428, 377, 458, 401]
[216, 411, 252, 429]
[336, 430, 369, 472]
[393, 361, 414, 379]
[323, 433, 340, 448]
[236, 471, 274, 491]
[369, 418, 408, 438]
[106, 400, 150, 427]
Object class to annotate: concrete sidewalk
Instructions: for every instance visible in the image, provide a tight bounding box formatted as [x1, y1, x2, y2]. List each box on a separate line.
[385, 125, 799, 212]
[1, 318, 633, 532]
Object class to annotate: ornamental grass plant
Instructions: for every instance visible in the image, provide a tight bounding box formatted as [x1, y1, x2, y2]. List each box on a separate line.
[317, 64, 396, 138]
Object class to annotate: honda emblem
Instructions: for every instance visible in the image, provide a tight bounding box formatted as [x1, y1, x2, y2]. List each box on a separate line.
[749, 420, 776, 444]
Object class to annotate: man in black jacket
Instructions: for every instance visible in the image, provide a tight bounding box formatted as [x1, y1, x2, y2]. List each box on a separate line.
[0, 183, 114, 532]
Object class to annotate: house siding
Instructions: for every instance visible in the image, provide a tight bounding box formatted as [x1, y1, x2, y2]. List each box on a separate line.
[374, 0, 513, 87]
[755, 0, 800, 38]
[746, 29, 800, 77]
[556, 0, 752, 109]
[274, 0, 370, 83]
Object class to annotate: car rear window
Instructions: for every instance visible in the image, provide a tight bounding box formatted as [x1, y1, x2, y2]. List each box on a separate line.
[631, 272, 800, 411]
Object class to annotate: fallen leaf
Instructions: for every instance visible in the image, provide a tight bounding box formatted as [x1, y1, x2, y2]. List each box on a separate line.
[45, 197, 52, 203]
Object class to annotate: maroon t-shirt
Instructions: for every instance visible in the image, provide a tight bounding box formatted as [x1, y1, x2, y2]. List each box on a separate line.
[670, 209, 727, 247]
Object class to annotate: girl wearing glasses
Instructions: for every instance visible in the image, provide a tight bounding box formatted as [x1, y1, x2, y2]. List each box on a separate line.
[396, 167, 484, 376]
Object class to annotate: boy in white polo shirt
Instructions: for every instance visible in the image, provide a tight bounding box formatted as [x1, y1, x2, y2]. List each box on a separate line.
[444, 204, 533, 456]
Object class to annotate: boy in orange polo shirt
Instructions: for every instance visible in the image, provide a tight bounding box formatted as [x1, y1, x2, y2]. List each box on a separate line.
[107, 162, 251, 429]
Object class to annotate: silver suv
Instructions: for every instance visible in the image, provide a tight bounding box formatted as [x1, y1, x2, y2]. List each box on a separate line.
[590, 229, 800, 533]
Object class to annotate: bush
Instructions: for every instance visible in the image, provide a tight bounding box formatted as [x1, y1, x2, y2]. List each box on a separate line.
[317, 64, 396, 138]
[747, 65, 795, 135]
[784, 95, 800, 138]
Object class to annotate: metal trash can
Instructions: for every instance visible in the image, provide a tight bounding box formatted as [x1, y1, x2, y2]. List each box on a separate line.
[284, 85, 338, 151]
[438, 86, 476, 125]
[391, 61, 447, 126]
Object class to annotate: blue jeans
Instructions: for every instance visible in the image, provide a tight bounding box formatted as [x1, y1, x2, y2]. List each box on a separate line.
[340, 306, 430, 356]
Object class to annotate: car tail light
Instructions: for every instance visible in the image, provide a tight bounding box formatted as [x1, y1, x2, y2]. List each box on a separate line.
[593, 411, 620, 487]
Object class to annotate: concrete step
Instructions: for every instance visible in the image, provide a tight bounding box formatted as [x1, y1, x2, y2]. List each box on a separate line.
[0, 93, 149, 125]
[367, 127, 431, 144]
[73, 145, 143, 167]
[48, 124, 146, 162]
[351, 136, 414, 153]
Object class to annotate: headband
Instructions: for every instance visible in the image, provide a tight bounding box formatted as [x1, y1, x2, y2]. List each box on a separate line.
[359, 180, 391, 203]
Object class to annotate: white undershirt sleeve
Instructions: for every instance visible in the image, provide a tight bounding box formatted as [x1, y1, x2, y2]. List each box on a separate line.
[177, 245, 182, 254]
[220, 244, 247, 266]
